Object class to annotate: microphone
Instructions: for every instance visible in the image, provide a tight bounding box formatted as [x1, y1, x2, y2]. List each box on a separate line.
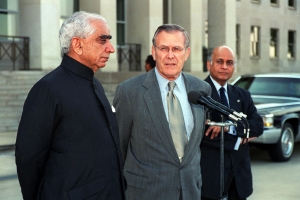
[188, 91, 240, 122]
[188, 90, 249, 138]
[205, 96, 247, 119]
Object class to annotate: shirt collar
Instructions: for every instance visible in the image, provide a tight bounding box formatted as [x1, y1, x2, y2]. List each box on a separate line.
[209, 75, 228, 92]
[60, 54, 94, 81]
[155, 68, 184, 92]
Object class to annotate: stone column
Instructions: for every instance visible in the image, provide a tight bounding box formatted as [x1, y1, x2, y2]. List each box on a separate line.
[127, 0, 163, 69]
[19, 0, 61, 70]
[80, 0, 118, 72]
[207, 0, 236, 51]
[172, 0, 203, 72]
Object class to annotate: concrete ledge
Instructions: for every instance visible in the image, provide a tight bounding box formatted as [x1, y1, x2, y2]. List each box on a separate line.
[0, 145, 15, 152]
[0, 132, 17, 146]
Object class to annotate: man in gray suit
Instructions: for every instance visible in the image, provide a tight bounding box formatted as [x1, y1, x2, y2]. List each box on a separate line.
[113, 24, 211, 200]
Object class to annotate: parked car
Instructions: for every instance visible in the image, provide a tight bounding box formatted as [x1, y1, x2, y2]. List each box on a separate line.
[231, 73, 300, 162]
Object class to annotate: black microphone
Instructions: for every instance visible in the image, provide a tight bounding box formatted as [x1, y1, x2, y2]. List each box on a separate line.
[188, 91, 240, 122]
[188, 91, 249, 137]
[204, 96, 247, 119]
[204, 95, 250, 138]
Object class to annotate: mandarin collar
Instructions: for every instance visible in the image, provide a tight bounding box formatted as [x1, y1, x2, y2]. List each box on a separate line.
[60, 54, 94, 81]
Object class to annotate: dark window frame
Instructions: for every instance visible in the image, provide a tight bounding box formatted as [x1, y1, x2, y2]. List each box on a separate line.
[250, 26, 260, 58]
[117, 0, 126, 46]
[288, 30, 296, 59]
[270, 28, 279, 58]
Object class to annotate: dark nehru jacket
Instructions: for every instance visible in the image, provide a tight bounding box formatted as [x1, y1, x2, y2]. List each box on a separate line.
[16, 55, 125, 200]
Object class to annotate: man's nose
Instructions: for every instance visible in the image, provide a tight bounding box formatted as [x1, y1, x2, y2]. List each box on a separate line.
[106, 41, 115, 53]
[166, 49, 175, 58]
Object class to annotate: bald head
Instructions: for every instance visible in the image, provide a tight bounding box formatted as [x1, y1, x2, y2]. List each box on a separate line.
[211, 46, 235, 65]
[207, 45, 235, 86]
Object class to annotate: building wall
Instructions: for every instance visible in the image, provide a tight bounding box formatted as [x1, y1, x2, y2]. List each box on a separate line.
[1, 0, 299, 74]
[235, 0, 300, 74]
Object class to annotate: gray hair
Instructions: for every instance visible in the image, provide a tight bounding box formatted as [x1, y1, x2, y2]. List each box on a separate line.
[152, 24, 190, 48]
[59, 11, 106, 54]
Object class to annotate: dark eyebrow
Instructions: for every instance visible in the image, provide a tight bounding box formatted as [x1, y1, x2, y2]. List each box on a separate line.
[99, 35, 112, 40]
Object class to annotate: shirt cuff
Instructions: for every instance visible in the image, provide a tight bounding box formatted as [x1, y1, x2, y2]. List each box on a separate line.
[234, 137, 242, 150]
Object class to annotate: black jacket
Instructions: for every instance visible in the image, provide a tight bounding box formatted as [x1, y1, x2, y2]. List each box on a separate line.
[200, 76, 263, 199]
[15, 55, 126, 200]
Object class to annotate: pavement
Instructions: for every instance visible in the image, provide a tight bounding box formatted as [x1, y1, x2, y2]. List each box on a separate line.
[0, 131, 22, 199]
[0, 132, 17, 152]
[1, 131, 299, 199]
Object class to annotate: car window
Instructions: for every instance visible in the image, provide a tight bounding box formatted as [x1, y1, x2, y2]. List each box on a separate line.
[234, 77, 300, 98]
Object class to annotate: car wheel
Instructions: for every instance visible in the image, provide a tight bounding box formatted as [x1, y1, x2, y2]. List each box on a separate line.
[268, 122, 294, 162]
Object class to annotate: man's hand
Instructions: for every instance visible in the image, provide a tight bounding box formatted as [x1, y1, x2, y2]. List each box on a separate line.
[241, 137, 257, 144]
[205, 120, 229, 139]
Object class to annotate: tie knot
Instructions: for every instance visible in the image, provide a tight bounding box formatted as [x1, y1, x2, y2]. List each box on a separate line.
[220, 87, 225, 92]
[168, 82, 176, 92]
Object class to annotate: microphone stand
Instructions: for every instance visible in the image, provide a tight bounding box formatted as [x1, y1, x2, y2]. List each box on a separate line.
[207, 115, 237, 200]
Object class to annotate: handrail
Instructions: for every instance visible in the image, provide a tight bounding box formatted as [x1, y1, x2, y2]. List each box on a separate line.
[0, 35, 30, 70]
[117, 43, 141, 71]
[0, 37, 141, 72]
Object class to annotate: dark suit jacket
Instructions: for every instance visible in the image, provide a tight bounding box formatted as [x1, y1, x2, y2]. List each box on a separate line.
[15, 55, 126, 200]
[113, 69, 211, 200]
[200, 76, 263, 199]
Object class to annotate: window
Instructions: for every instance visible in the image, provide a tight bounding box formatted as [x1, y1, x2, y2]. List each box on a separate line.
[288, 0, 296, 8]
[270, 28, 278, 58]
[234, 77, 300, 98]
[163, 0, 169, 24]
[117, 0, 125, 45]
[250, 26, 260, 57]
[270, 0, 278, 5]
[60, 0, 79, 25]
[0, 0, 18, 35]
[236, 24, 240, 57]
[205, 20, 208, 48]
[288, 30, 296, 59]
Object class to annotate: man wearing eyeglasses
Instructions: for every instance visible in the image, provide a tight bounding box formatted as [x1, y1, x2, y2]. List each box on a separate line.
[113, 24, 211, 200]
[201, 46, 263, 200]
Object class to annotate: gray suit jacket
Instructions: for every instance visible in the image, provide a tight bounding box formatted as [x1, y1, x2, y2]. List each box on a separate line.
[113, 69, 211, 200]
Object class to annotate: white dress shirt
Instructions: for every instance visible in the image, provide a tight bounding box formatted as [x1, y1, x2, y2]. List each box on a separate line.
[155, 68, 194, 140]
[209, 76, 241, 150]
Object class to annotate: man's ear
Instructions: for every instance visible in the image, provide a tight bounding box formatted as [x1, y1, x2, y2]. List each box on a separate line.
[206, 61, 211, 71]
[71, 37, 83, 55]
[184, 47, 191, 61]
[151, 46, 156, 60]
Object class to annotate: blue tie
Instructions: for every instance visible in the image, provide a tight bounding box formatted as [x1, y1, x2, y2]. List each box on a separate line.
[219, 87, 229, 107]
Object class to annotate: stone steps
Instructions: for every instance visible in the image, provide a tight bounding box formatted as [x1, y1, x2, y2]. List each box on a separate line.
[0, 70, 135, 133]
[0, 71, 49, 132]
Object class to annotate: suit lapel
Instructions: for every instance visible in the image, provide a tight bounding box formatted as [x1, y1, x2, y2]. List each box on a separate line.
[205, 76, 225, 122]
[180, 74, 206, 164]
[205, 76, 222, 103]
[93, 78, 119, 145]
[143, 71, 179, 162]
[205, 76, 242, 118]
[227, 85, 242, 112]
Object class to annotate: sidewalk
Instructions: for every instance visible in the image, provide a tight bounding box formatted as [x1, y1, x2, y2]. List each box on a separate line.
[0, 132, 17, 151]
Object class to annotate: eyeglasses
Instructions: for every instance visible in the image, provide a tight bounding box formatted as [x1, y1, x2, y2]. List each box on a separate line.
[155, 46, 185, 53]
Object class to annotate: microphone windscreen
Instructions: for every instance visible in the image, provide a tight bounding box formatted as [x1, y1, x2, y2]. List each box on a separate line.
[188, 91, 202, 104]
[198, 90, 208, 96]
